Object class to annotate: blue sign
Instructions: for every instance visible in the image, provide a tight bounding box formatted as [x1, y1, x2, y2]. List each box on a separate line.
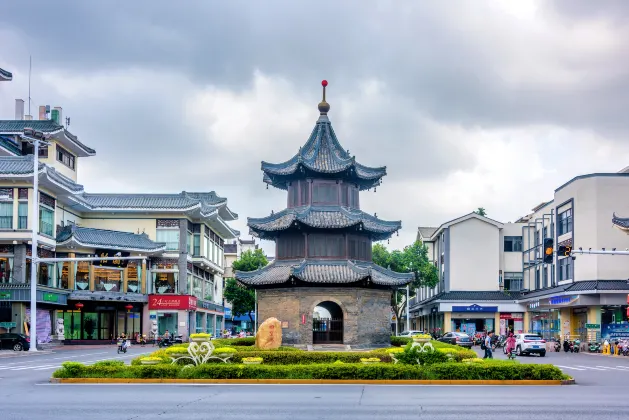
[602, 323, 629, 340]
[548, 296, 572, 305]
[224, 308, 232, 318]
[452, 304, 498, 313]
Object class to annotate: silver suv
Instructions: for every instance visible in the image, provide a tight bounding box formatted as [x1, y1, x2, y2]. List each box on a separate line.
[515, 333, 546, 357]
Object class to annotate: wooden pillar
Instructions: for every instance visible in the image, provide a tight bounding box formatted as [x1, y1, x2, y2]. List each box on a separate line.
[123, 267, 129, 294]
[89, 262, 95, 291]
[141, 259, 147, 294]
[68, 252, 75, 290]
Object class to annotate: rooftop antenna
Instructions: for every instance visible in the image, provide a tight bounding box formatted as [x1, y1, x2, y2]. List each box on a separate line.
[28, 56, 32, 116]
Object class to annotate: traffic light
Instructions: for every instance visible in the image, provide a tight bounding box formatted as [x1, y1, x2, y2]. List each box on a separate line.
[557, 245, 572, 257]
[543, 238, 554, 264]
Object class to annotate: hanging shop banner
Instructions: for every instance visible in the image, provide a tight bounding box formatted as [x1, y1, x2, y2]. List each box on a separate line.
[452, 304, 498, 313]
[148, 295, 197, 310]
[500, 313, 524, 320]
[601, 324, 629, 340]
[95, 249, 131, 268]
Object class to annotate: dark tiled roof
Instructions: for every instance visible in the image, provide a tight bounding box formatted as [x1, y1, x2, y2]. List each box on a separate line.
[261, 116, 386, 190]
[0, 68, 11, 80]
[0, 120, 95, 155]
[236, 259, 413, 288]
[248, 206, 401, 240]
[612, 213, 629, 229]
[56, 225, 166, 252]
[223, 243, 237, 254]
[0, 135, 22, 155]
[414, 291, 520, 307]
[0, 155, 84, 193]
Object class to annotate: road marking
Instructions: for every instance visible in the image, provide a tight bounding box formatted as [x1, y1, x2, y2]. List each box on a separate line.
[595, 366, 628, 371]
[555, 365, 586, 371]
[616, 366, 629, 370]
[0, 351, 149, 371]
[0, 351, 110, 367]
[575, 365, 606, 371]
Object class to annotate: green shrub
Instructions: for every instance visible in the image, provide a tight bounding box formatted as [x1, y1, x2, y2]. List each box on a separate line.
[212, 337, 255, 347]
[190, 333, 211, 339]
[233, 346, 301, 352]
[93, 360, 125, 367]
[225, 351, 393, 365]
[54, 362, 565, 381]
[390, 336, 411, 347]
[213, 347, 237, 354]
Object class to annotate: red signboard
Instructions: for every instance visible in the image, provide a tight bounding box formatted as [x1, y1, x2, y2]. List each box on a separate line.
[148, 295, 197, 310]
[500, 313, 524, 320]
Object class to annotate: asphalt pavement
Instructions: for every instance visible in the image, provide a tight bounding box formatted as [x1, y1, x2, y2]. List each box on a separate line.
[1, 345, 628, 419]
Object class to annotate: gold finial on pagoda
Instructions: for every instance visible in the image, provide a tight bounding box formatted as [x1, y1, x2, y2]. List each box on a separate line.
[318, 80, 330, 115]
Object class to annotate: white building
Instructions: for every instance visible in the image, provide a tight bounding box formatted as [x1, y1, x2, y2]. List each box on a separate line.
[410, 168, 629, 341]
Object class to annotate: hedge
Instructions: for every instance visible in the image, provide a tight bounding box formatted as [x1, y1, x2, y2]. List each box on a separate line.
[53, 361, 566, 381]
[131, 351, 393, 366]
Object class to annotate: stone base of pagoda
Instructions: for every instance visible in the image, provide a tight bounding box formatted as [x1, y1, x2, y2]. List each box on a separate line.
[256, 287, 392, 346]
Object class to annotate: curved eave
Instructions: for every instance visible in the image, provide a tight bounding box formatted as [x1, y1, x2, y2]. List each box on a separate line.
[0, 166, 85, 195]
[236, 259, 413, 288]
[56, 237, 167, 254]
[612, 213, 629, 233]
[262, 163, 385, 191]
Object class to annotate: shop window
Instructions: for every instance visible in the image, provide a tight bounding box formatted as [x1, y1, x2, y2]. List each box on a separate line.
[56, 261, 70, 289]
[0, 256, 13, 283]
[153, 272, 178, 294]
[196, 312, 204, 333]
[26, 261, 55, 287]
[18, 202, 27, 229]
[127, 261, 142, 293]
[94, 267, 123, 292]
[75, 261, 90, 290]
[204, 278, 214, 301]
[192, 276, 203, 299]
[503, 236, 523, 252]
[0, 202, 13, 229]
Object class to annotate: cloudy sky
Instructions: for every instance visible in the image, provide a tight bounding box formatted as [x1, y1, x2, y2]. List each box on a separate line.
[1, 1, 628, 256]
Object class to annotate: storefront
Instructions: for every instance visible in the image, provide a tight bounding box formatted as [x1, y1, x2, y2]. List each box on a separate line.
[148, 294, 197, 339]
[499, 313, 524, 335]
[450, 305, 497, 335]
[61, 301, 144, 342]
[195, 299, 225, 336]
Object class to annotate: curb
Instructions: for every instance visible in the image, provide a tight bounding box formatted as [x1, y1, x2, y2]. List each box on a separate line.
[50, 378, 571, 386]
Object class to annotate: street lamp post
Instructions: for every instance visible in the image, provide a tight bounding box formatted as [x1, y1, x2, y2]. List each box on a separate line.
[22, 128, 49, 352]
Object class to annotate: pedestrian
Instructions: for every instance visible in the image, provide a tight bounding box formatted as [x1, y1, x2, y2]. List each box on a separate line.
[505, 332, 516, 357]
[484, 331, 494, 359]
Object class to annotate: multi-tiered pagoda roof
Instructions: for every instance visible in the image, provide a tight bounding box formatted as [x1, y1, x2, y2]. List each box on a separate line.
[236, 81, 413, 289]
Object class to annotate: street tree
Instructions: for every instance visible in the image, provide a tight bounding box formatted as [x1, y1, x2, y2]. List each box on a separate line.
[474, 207, 487, 216]
[224, 249, 268, 324]
[372, 241, 438, 332]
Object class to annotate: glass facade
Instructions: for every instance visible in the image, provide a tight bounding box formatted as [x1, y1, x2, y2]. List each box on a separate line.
[17, 202, 27, 229]
[0, 256, 13, 283]
[157, 229, 180, 251]
[153, 272, 178, 294]
[529, 310, 560, 340]
[39, 206, 54, 236]
[94, 267, 123, 292]
[75, 261, 90, 290]
[127, 261, 142, 293]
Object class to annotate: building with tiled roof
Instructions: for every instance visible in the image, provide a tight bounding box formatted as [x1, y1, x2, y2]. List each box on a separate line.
[0, 99, 239, 344]
[236, 81, 412, 347]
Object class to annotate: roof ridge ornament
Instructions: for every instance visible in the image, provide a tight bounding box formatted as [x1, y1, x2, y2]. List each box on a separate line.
[318, 80, 330, 115]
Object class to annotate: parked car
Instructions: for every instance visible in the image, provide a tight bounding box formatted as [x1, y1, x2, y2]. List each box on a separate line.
[0, 333, 30, 351]
[437, 332, 473, 348]
[398, 330, 424, 337]
[514, 333, 546, 357]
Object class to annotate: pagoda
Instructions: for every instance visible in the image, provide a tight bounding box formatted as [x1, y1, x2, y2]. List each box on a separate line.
[236, 81, 413, 347]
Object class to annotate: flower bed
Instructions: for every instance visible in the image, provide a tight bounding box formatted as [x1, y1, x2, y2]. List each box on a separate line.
[53, 360, 567, 381]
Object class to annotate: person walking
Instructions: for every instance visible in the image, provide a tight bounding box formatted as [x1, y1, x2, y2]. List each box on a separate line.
[505, 332, 516, 358]
[483, 331, 494, 359]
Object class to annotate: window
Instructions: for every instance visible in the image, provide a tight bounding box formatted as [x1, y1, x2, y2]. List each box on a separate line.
[204, 235, 210, 260]
[503, 272, 523, 291]
[156, 229, 180, 251]
[558, 209, 573, 236]
[559, 257, 573, 281]
[192, 276, 203, 299]
[18, 202, 27, 229]
[153, 272, 178, 294]
[193, 234, 201, 256]
[39, 206, 54, 236]
[187, 232, 193, 255]
[543, 266, 548, 288]
[535, 269, 540, 290]
[349, 187, 359, 208]
[503, 236, 523, 252]
[0, 202, 12, 229]
[277, 234, 305, 259]
[38, 145, 48, 158]
[348, 235, 372, 260]
[74, 261, 90, 290]
[56, 146, 75, 170]
[94, 267, 123, 292]
[127, 261, 142, 293]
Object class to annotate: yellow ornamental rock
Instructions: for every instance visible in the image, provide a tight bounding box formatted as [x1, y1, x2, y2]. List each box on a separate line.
[255, 317, 282, 349]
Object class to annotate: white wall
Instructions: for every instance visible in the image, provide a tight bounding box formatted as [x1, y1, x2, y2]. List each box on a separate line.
[501, 223, 525, 273]
[449, 218, 500, 291]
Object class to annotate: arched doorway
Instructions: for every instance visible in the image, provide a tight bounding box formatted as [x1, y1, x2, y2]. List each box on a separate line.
[313, 301, 343, 344]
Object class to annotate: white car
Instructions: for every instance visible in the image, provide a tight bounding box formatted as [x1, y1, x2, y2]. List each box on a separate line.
[514, 333, 546, 357]
[398, 330, 424, 337]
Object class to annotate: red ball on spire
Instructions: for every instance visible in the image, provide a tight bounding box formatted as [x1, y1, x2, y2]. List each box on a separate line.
[321, 80, 328, 87]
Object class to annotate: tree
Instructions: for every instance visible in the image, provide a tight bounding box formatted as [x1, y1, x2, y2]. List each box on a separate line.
[474, 207, 487, 217]
[372, 241, 438, 332]
[224, 249, 268, 324]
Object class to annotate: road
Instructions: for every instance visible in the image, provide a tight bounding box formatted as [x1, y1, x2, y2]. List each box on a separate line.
[1, 345, 628, 419]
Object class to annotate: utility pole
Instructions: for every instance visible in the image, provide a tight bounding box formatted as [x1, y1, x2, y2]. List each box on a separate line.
[21, 128, 50, 352]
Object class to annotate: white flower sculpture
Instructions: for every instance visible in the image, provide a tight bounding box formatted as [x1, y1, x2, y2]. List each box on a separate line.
[170, 341, 232, 368]
[391, 341, 435, 365]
